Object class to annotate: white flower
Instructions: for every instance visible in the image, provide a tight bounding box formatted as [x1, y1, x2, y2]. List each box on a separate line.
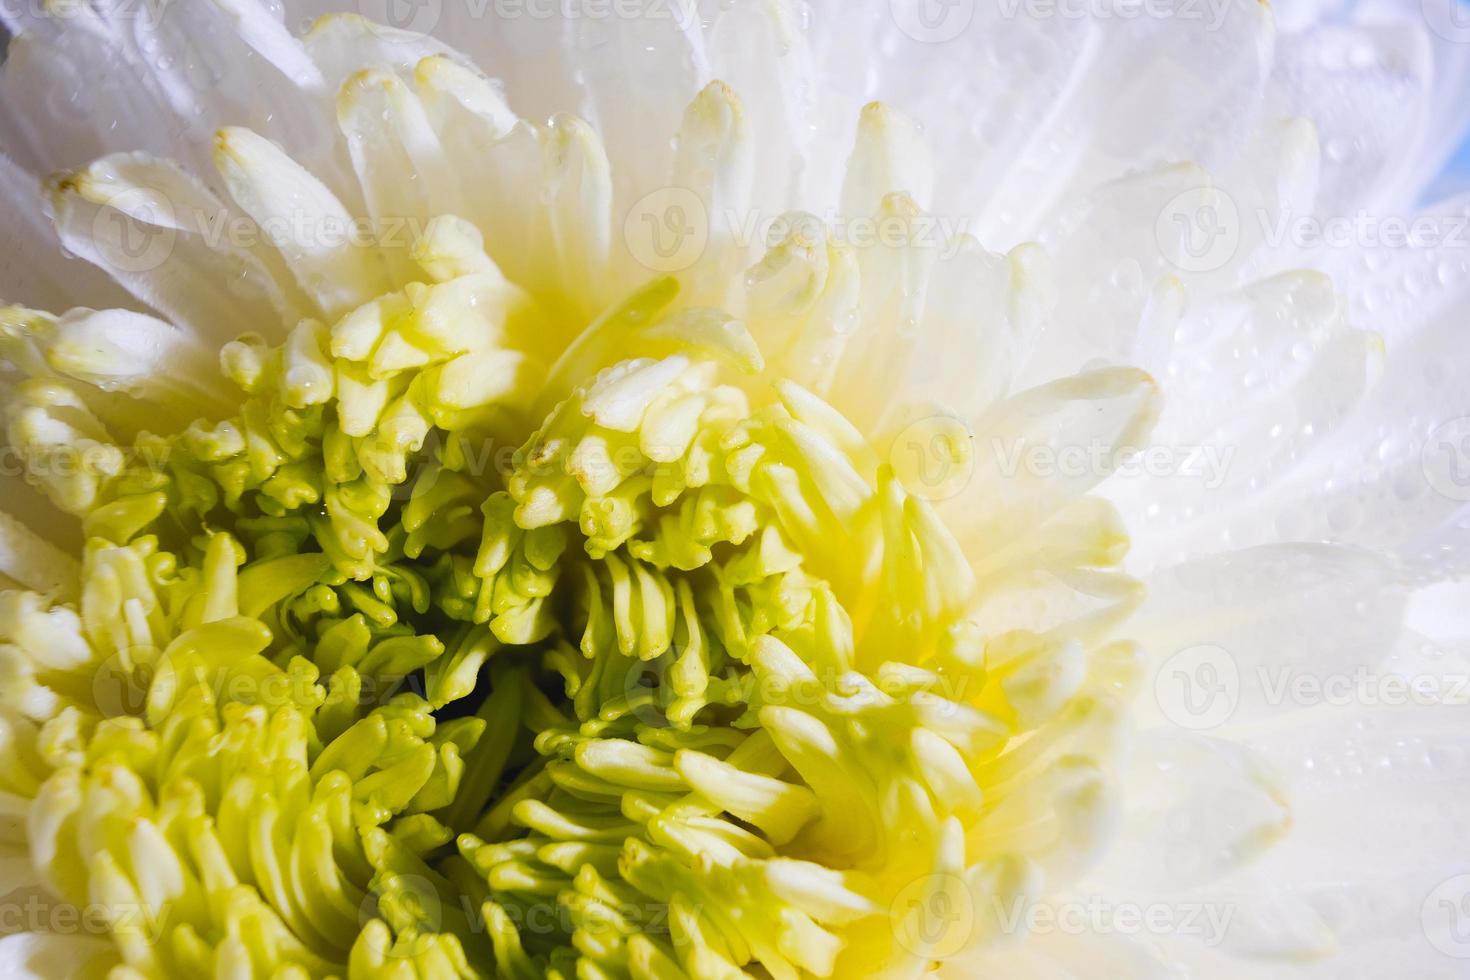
[0, 1, 1468, 978]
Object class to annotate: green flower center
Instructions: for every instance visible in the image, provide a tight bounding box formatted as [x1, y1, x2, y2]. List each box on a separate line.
[2, 211, 1120, 980]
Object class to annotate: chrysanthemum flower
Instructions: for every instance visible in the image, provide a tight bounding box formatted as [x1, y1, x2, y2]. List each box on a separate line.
[1, 1, 1469, 978]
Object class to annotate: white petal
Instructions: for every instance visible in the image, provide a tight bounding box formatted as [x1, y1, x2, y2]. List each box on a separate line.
[1092, 733, 1290, 893]
[47, 153, 305, 343]
[551, 0, 708, 228]
[540, 114, 615, 324]
[826, 193, 937, 435]
[880, 238, 1036, 425]
[665, 81, 754, 307]
[880, 0, 1274, 248]
[1268, 18, 1433, 216]
[138, 0, 347, 186]
[336, 68, 459, 286]
[940, 929, 1175, 980]
[0, 25, 178, 174]
[214, 126, 389, 319]
[940, 367, 1161, 550]
[1117, 273, 1382, 571]
[303, 11, 464, 91]
[413, 54, 517, 141]
[412, 56, 560, 306]
[0, 508, 80, 599]
[703, 0, 815, 215]
[0, 152, 135, 313]
[0, 931, 116, 979]
[209, 0, 325, 91]
[45, 307, 230, 412]
[1135, 544, 1404, 731]
[974, 757, 1115, 881]
[1248, 193, 1470, 581]
[840, 101, 933, 217]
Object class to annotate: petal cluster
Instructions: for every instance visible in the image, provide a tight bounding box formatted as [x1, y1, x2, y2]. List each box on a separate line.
[0, 25, 1145, 978]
